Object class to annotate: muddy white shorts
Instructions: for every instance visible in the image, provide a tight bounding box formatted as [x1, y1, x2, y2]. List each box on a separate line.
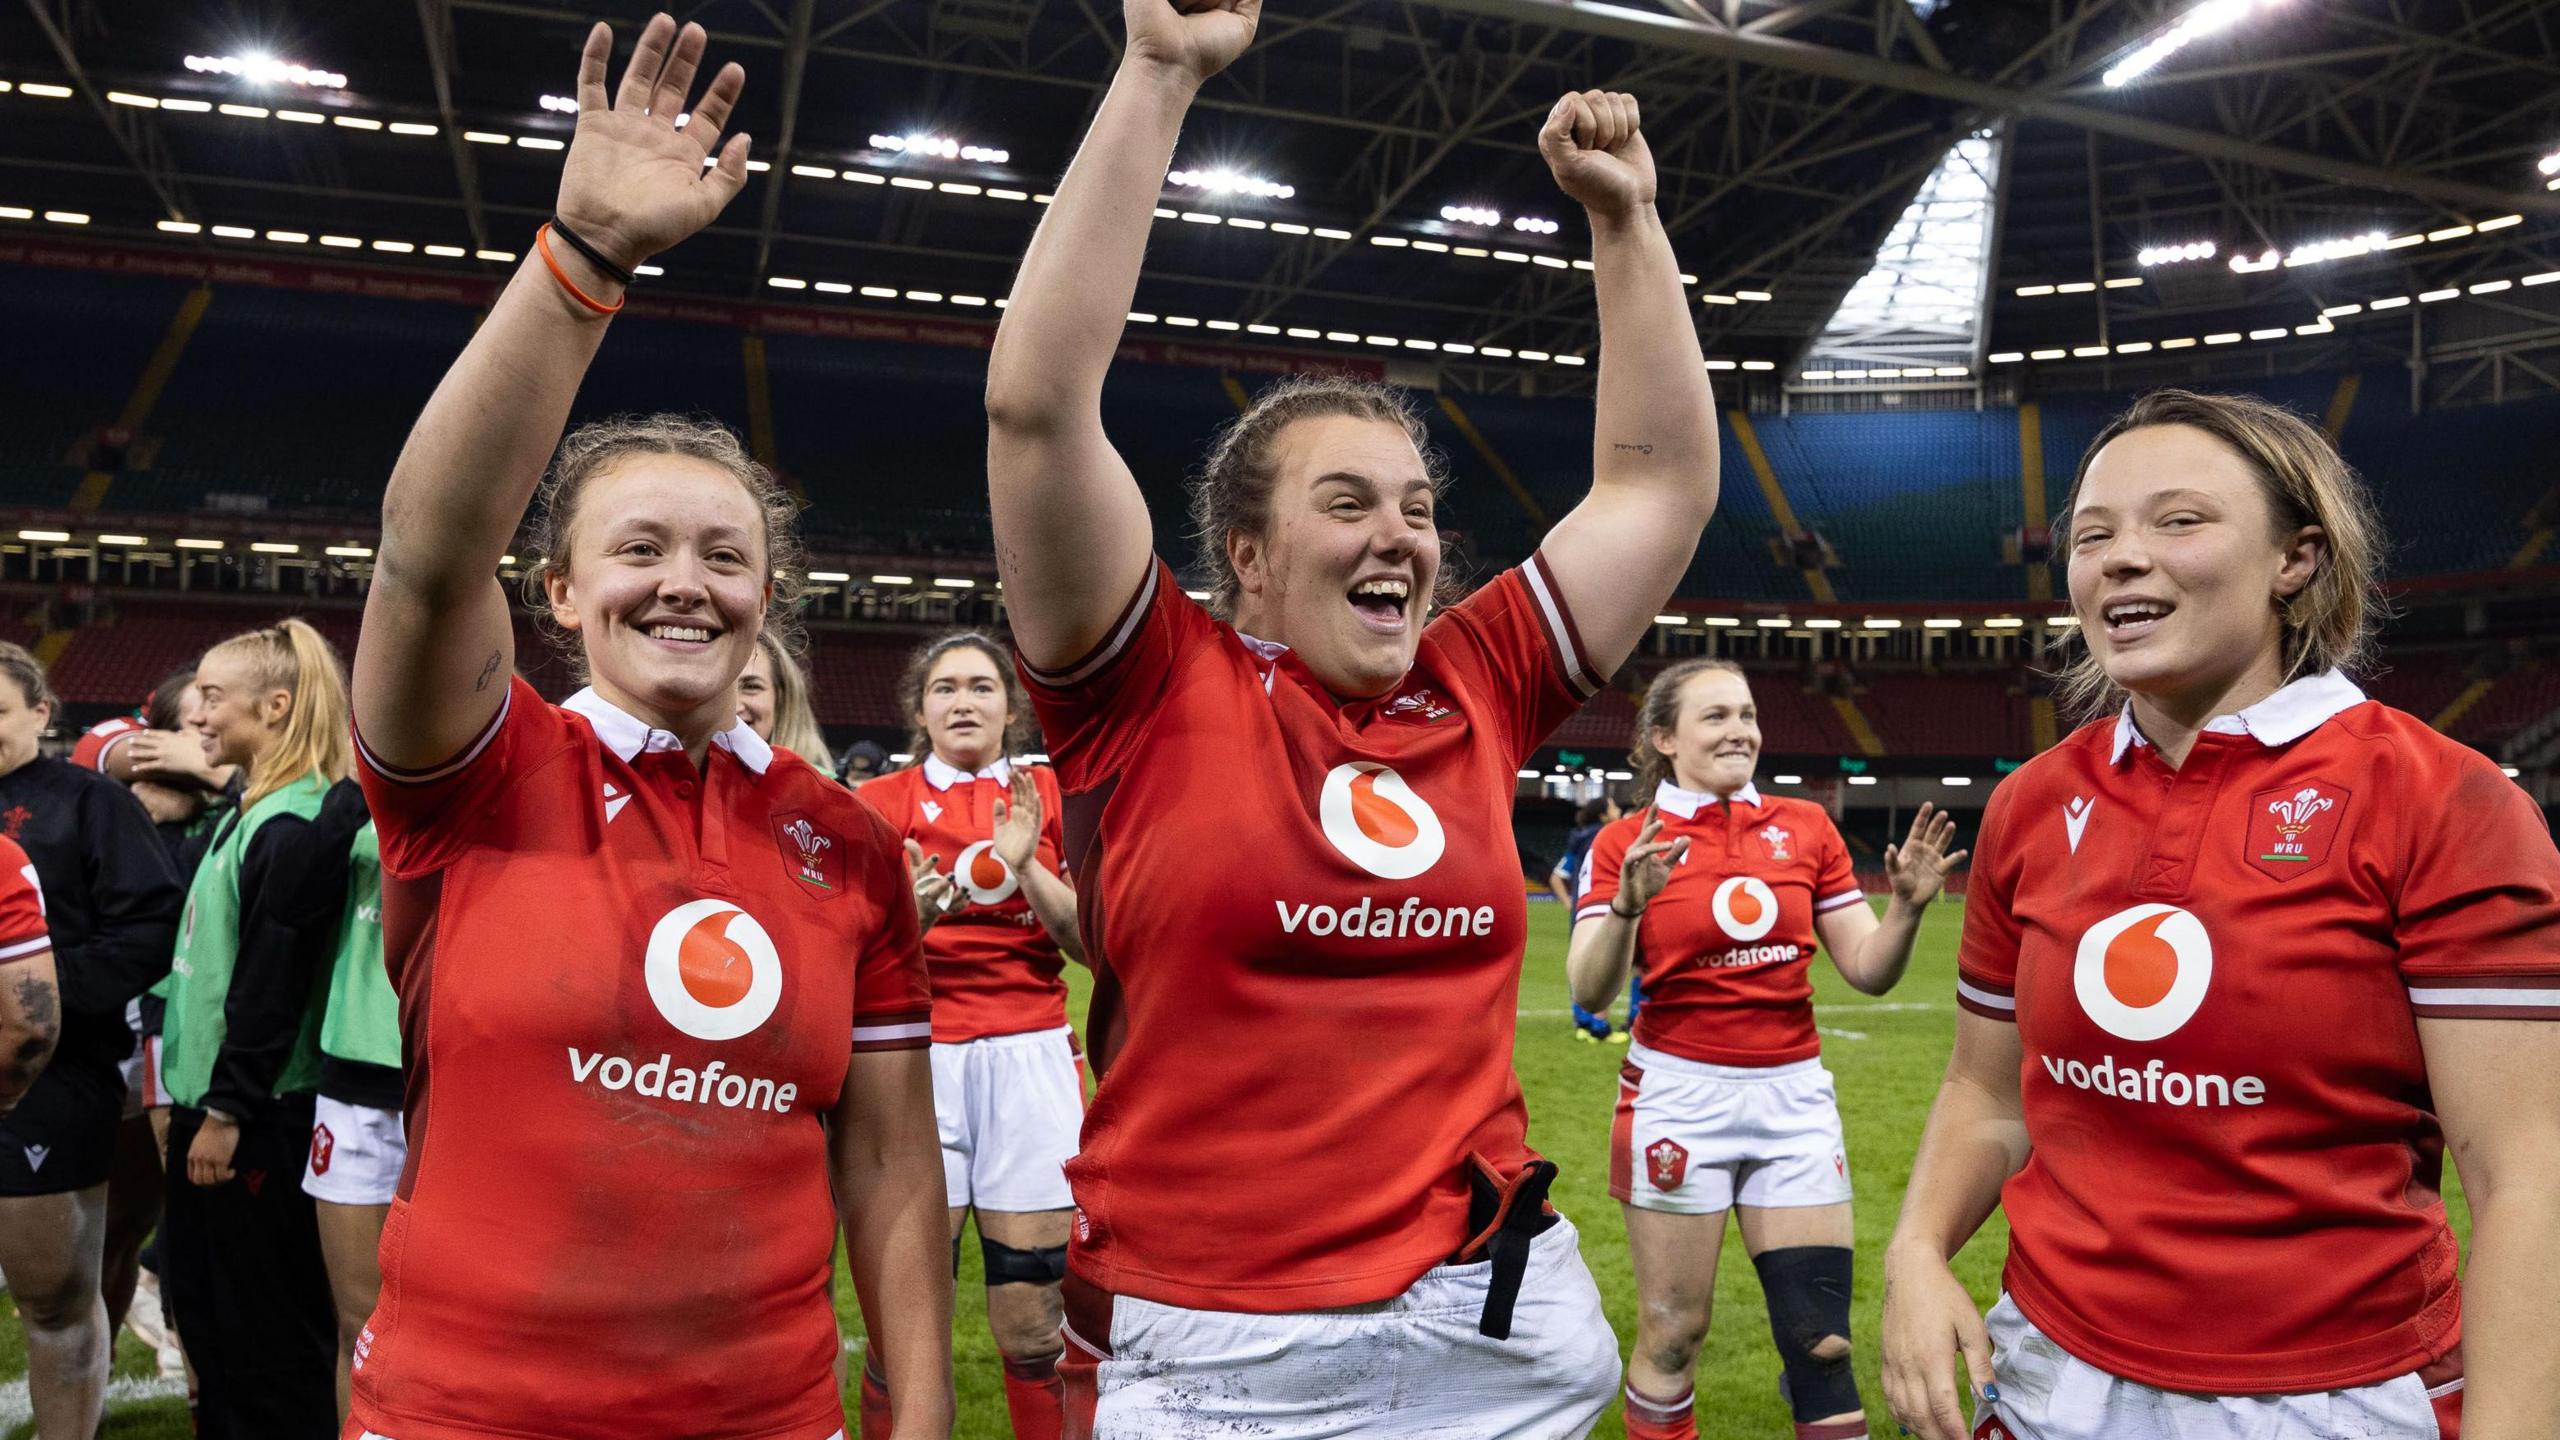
[1976, 1293, 2463, 1440]
[1611, 1045, 1852, 1213]
[932, 1025, 1083, 1214]
[303, 1096, 408, 1207]
[1061, 1215, 1619, 1439]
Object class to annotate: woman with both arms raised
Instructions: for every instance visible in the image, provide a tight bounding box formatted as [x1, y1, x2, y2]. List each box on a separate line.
[985, 0, 1719, 1432]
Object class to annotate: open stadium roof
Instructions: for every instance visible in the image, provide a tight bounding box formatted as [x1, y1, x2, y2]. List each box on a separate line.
[1, 0, 2555, 403]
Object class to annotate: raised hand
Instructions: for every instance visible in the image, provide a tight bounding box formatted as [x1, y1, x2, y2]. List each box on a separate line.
[1538, 90, 1656, 221]
[1885, 802, 1970, 907]
[1613, 806, 1689, 917]
[1122, 0, 1261, 87]
[992, 769, 1042, 873]
[904, 838, 960, 930]
[557, 14, 752, 273]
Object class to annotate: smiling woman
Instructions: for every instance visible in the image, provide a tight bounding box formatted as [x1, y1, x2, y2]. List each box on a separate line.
[343, 14, 952, 1440]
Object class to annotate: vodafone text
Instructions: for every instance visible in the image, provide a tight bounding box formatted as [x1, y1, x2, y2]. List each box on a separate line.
[2040, 1051, 2265, 1108]
[1700, 943, 1802, 969]
[1274, 895, 1496, 940]
[566, 1048, 799, 1113]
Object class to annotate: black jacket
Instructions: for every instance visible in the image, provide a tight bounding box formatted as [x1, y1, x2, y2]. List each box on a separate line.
[196, 789, 351, 1120]
[0, 757, 184, 1079]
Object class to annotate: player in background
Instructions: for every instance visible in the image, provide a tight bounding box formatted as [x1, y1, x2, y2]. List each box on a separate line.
[0, 643, 183, 1440]
[740, 628, 837, 773]
[264, 776, 389, 1423]
[1550, 792, 1632, 1042]
[1881, 390, 2560, 1440]
[349, 16, 951, 1438]
[160, 619, 350, 1437]
[856, 632, 1082, 1440]
[985, 0, 1718, 1427]
[1572, 658, 1963, 1440]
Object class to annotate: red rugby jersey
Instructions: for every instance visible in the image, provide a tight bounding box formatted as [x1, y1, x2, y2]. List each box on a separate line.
[351, 678, 930, 1440]
[71, 715, 144, 773]
[857, 758, 1071, 1043]
[1956, 671, 2560, 1395]
[1577, 781, 1864, 1066]
[0, 835, 51, 965]
[1024, 553, 1602, 1312]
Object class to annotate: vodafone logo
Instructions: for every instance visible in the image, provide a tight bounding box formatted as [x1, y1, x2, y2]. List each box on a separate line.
[643, 899, 784, 1042]
[2073, 904, 2213, 1042]
[1710, 876, 1780, 942]
[1317, 762, 1446, 881]
[952, 840, 1020, 907]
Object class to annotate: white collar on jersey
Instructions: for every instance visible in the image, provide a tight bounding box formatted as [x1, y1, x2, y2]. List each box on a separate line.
[1652, 778, 1761, 820]
[563, 686, 774, 776]
[2108, 668, 2366, 764]
[922, 753, 1011, 791]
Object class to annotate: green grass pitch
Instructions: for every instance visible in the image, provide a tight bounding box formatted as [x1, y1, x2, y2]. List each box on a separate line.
[0, 898, 2473, 1437]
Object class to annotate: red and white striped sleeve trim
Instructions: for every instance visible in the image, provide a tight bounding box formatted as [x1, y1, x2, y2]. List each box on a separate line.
[851, 1008, 933, 1053]
[354, 690, 511, 787]
[88, 722, 143, 771]
[1021, 564, 1161, 691]
[2406, 975, 2560, 1020]
[1520, 552, 1602, 700]
[0, 928, 49, 964]
[1815, 887, 1869, 914]
[1955, 972, 2016, 1020]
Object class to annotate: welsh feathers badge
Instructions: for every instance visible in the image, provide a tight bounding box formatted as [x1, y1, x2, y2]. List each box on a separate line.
[772, 812, 844, 897]
[2245, 781, 2350, 881]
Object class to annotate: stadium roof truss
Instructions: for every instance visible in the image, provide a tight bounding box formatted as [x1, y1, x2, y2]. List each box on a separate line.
[1, 0, 2555, 401]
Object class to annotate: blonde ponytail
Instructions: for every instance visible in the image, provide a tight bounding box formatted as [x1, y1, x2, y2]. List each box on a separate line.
[207, 619, 352, 812]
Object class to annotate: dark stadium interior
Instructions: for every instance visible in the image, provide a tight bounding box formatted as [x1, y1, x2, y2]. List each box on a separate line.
[0, 0, 2554, 852]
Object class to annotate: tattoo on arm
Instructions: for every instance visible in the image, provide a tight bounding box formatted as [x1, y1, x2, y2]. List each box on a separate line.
[13, 972, 55, 1036]
[1611, 441, 1655, 456]
[474, 650, 502, 692]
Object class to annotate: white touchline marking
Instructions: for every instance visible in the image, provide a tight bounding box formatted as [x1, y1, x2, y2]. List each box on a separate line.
[0, 1373, 189, 1428]
[1817, 1026, 1870, 1041]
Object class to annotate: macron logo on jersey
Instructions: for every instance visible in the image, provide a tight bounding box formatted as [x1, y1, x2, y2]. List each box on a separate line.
[1317, 762, 1445, 881]
[602, 782, 630, 825]
[921, 800, 943, 824]
[2063, 795, 2094, 853]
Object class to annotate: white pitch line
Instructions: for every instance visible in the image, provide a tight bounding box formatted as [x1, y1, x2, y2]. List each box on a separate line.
[0, 1372, 188, 1429]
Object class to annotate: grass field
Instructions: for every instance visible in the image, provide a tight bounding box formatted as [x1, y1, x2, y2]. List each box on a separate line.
[0, 897, 2473, 1438]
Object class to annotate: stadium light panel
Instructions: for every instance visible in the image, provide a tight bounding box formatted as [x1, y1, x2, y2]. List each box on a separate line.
[174, 538, 223, 550]
[1985, 617, 2025, 629]
[870, 574, 914, 586]
[1249, 324, 1283, 336]
[1755, 618, 1791, 629]
[516, 137, 564, 151]
[320, 235, 360, 248]
[2470, 279, 2513, 294]
[17, 530, 69, 543]
[219, 104, 268, 118]
[1741, 361, 1776, 371]
[1941, 776, 1975, 786]
[186, 54, 347, 88]
[1736, 290, 1774, 301]
[1772, 774, 1803, 785]
[807, 570, 851, 583]
[157, 220, 202, 234]
[474, 249, 516, 262]
[43, 210, 88, 224]
[1167, 316, 1200, 327]
[2247, 327, 2287, 339]
[2542, 152, 2560, 176]
[464, 131, 509, 145]
[334, 116, 382, 131]
[2425, 224, 2474, 242]
[1653, 614, 1684, 626]
[2159, 337, 2198, 348]
[814, 281, 853, 294]
[942, 184, 985, 197]
[1415, 241, 1451, 254]
[1862, 619, 1903, 629]
[2525, 272, 2560, 287]
[2016, 285, 2055, 297]
[107, 92, 158, 108]
[325, 545, 373, 558]
[767, 277, 807, 290]
[96, 535, 145, 546]
[1923, 618, 1963, 629]
[2204, 332, 2242, 344]
[1702, 617, 1741, 627]
[1804, 618, 1844, 629]
[2071, 344, 2109, 357]
[2138, 240, 2216, 267]
[2029, 348, 2065, 360]
[1441, 205, 1502, 227]
[1700, 293, 1739, 305]
[2103, 278, 2143, 289]
[539, 94, 577, 113]
[251, 542, 300, 554]
[2368, 295, 2410, 309]
[2419, 288, 2458, 303]
[19, 84, 71, 99]
[2321, 303, 2363, 317]
[933, 578, 976, 589]
[1988, 352, 2024, 363]
[1847, 776, 1879, 786]
[2477, 214, 2522, 231]
[211, 225, 254, 238]
[2102, 0, 2286, 88]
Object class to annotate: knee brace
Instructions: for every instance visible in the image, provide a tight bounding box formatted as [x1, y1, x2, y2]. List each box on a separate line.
[980, 1234, 1068, 1288]
[1753, 1245, 1860, 1424]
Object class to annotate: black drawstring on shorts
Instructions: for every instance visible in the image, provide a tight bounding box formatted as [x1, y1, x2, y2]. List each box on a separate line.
[1451, 1157, 1560, 1341]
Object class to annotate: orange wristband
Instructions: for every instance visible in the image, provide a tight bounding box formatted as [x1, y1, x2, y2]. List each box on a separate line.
[535, 222, 625, 316]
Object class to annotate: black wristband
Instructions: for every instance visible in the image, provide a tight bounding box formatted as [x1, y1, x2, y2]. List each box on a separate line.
[546, 216, 637, 287]
[1609, 900, 1641, 920]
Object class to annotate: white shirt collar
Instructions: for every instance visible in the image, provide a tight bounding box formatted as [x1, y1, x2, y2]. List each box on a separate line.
[923, 752, 1011, 791]
[1652, 778, 1761, 820]
[563, 687, 773, 776]
[2109, 669, 2366, 764]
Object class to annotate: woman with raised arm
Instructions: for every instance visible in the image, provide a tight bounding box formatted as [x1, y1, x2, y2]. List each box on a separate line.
[984, 2, 1718, 1433]
[349, 15, 951, 1440]
[1879, 390, 2560, 1440]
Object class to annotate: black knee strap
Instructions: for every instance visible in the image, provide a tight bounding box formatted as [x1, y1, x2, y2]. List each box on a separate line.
[981, 1234, 1068, 1287]
[1753, 1245, 1860, 1423]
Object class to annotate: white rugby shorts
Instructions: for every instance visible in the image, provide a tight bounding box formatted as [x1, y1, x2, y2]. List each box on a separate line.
[1064, 1215, 1619, 1439]
[1612, 1045, 1852, 1214]
[932, 1025, 1083, 1214]
[1977, 1293, 2463, 1440]
[303, 1095, 408, 1207]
